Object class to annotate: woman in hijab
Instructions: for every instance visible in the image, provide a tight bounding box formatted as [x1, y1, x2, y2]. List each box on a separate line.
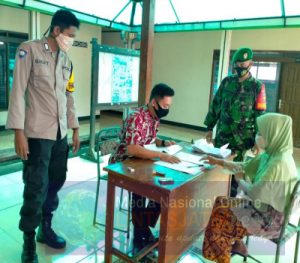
[202, 113, 299, 263]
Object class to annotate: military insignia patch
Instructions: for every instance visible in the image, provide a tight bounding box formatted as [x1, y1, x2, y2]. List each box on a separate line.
[243, 52, 248, 59]
[19, 49, 28, 59]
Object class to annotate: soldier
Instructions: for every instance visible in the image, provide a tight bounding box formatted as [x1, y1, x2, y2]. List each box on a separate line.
[204, 47, 266, 195]
[6, 10, 80, 263]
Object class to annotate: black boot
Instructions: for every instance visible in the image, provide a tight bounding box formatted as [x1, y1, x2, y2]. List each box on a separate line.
[36, 217, 66, 249]
[22, 231, 38, 263]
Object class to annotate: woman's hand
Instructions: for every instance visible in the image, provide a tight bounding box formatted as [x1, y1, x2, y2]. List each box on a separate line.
[204, 155, 223, 166]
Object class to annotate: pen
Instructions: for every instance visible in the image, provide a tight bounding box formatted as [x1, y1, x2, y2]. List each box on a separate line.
[187, 164, 204, 168]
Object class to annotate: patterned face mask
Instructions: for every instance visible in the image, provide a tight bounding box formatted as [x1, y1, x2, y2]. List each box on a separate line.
[56, 33, 74, 52]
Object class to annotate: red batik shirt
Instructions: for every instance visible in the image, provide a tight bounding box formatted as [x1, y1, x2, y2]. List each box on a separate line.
[109, 105, 160, 164]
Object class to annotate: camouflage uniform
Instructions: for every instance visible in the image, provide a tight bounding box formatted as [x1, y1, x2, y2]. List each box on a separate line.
[204, 74, 265, 161]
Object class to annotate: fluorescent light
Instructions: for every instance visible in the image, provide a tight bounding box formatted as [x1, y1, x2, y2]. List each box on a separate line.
[0, 42, 4, 45]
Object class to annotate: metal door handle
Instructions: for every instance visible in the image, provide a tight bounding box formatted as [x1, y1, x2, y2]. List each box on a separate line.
[278, 99, 282, 110]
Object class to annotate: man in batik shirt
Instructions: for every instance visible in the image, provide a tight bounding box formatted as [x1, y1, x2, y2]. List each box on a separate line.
[110, 83, 180, 245]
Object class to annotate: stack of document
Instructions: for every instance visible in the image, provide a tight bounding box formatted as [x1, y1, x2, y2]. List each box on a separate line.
[144, 143, 218, 175]
[156, 152, 207, 175]
[192, 139, 231, 159]
[154, 160, 203, 175]
[175, 151, 205, 164]
[144, 144, 183, 155]
[144, 144, 204, 174]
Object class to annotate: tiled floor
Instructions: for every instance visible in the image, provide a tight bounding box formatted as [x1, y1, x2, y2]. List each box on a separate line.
[0, 156, 299, 263]
[0, 156, 206, 263]
[0, 113, 300, 263]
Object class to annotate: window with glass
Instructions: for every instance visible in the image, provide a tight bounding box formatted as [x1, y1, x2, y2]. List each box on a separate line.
[0, 32, 27, 110]
[0, 42, 6, 109]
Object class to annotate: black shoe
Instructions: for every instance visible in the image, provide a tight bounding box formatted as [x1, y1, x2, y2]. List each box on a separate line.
[143, 227, 156, 243]
[133, 226, 155, 243]
[132, 228, 158, 258]
[132, 237, 146, 255]
[22, 232, 38, 263]
[36, 220, 66, 249]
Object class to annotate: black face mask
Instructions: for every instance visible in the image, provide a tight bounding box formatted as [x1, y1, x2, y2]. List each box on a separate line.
[154, 99, 169, 119]
[234, 65, 251, 78]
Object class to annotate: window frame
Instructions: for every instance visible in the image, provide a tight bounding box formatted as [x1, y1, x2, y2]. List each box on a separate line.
[0, 31, 28, 111]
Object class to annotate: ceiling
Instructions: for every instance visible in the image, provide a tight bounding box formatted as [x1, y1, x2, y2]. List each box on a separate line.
[1, 0, 300, 32]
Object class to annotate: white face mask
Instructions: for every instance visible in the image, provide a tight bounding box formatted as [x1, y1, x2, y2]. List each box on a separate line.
[255, 134, 266, 149]
[56, 33, 74, 52]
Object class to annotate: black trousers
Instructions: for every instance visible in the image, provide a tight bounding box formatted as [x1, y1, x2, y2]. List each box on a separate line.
[131, 193, 161, 229]
[19, 131, 69, 232]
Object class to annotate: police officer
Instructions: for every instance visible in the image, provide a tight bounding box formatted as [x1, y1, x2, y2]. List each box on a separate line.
[6, 10, 80, 263]
[204, 47, 266, 195]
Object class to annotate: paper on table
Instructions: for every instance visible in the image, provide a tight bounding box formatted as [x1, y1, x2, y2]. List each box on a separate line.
[221, 143, 229, 150]
[154, 160, 203, 175]
[175, 151, 206, 164]
[144, 144, 183, 155]
[192, 139, 231, 159]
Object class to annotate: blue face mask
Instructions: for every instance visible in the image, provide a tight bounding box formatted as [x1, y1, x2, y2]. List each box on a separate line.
[154, 99, 169, 119]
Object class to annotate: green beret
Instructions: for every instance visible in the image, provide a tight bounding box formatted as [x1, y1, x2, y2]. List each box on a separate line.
[232, 47, 253, 63]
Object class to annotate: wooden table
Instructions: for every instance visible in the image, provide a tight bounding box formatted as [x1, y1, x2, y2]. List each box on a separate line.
[104, 156, 230, 262]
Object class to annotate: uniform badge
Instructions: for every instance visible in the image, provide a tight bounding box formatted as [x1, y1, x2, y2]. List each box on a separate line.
[19, 49, 28, 59]
[44, 43, 49, 51]
[243, 52, 248, 59]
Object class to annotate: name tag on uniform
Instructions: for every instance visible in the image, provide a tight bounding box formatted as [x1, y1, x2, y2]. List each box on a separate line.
[35, 59, 49, 65]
